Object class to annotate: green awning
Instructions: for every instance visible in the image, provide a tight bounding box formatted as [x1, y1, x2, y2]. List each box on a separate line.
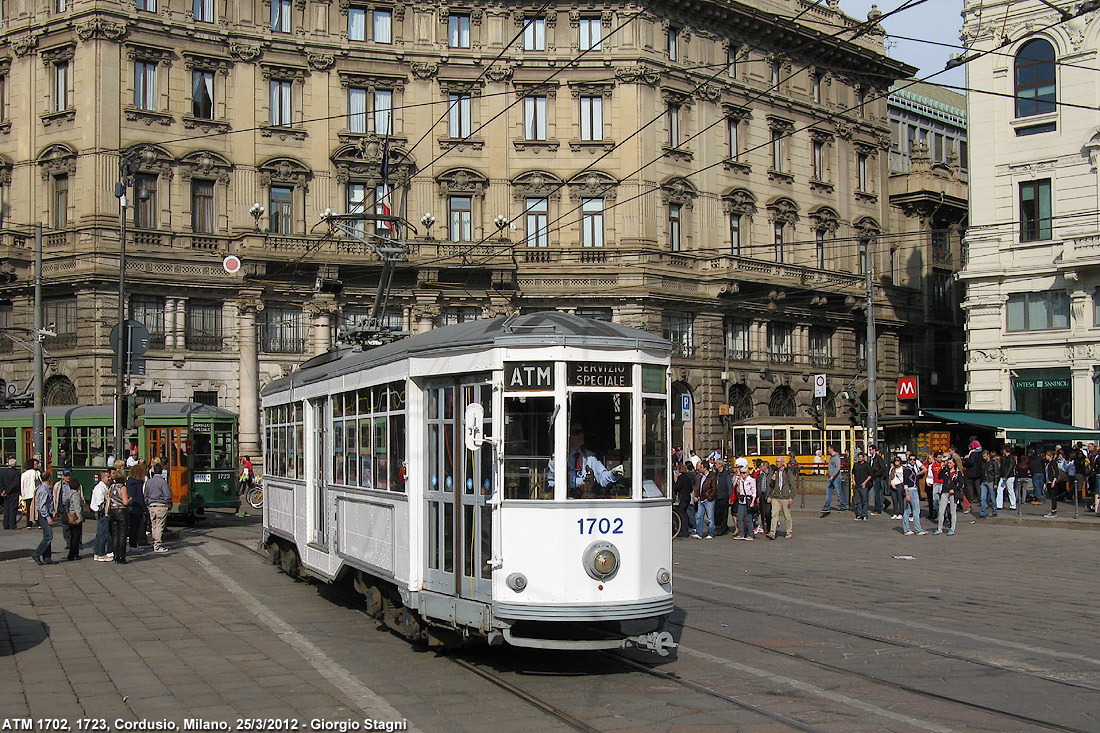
[923, 409, 1100, 444]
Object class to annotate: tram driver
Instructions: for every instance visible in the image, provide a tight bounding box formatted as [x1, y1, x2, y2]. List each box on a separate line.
[547, 422, 625, 498]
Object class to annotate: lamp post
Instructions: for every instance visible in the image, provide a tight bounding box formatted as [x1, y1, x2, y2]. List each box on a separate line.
[420, 212, 436, 239]
[114, 147, 157, 457]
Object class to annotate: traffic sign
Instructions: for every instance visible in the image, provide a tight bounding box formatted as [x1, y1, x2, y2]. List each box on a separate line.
[813, 374, 827, 398]
[680, 393, 692, 423]
[109, 320, 151, 356]
[5, 381, 17, 398]
[898, 377, 917, 400]
[223, 255, 242, 274]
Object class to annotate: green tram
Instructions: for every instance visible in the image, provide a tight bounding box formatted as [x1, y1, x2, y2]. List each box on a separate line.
[0, 402, 239, 521]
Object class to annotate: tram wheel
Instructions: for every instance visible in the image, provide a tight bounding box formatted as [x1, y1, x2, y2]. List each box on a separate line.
[267, 541, 281, 566]
[183, 513, 197, 527]
[671, 509, 682, 538]
[363, 586, 384, 619]
[400, 608, 423, 641]
[281, 546, 300, 579]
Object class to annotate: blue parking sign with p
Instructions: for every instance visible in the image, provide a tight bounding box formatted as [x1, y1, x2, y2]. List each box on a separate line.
[681, 393, 691, 423]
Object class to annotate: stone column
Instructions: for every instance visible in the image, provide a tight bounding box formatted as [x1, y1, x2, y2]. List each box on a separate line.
[164, 297, 176, 349]
[1072, 362, 1094, 428]
[307, 295, 337, 355]
[236, 293, 264, 460]
[174, 298, 187, 350]
[413, 303, 440, 334]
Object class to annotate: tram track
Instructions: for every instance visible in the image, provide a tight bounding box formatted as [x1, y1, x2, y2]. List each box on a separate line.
[202, 531, 1084, 731]
[674, 587, 1100, 694]
[672, 589, 1089, 732]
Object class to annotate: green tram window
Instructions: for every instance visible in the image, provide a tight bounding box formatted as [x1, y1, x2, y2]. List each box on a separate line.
[213, 425, 234, 470]
[191, 422, 235, 471]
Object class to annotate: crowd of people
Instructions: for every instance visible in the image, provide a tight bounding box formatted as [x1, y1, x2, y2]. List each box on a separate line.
[0, 445, 173, 564]
[672, 437, 1099, 540]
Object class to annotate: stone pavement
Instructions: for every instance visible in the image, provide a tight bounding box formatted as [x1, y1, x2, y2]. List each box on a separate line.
[3, 505, 1100, 731]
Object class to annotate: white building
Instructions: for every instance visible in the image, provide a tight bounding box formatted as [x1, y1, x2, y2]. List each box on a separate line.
[960, 0, 1100, 428]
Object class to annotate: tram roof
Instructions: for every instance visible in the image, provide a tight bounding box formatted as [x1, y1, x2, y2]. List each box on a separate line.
[263, 311, 672, 395]
[0, 402, 236, 420]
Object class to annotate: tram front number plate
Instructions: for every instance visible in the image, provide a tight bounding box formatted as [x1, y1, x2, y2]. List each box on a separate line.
[193, 473, 211, 483]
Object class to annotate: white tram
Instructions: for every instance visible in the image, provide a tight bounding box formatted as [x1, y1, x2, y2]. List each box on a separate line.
[261, 312, 676, 654]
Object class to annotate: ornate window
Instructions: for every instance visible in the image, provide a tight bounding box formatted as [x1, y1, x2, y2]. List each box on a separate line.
[722, 188, 756, 256]
[448, 13, 471, 48]
[579, 17, 601, 50]
[523, 16, 545, 50]
[581, 198, 603, 248]
[186, 299, 223, 351]
[179, 151, 232, 234]
[767, 198, 798, 264]
[1015, 39, 1056, 118]
[258, 157, 311, 235]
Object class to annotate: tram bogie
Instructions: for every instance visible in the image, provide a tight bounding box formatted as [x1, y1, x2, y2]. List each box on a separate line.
[261, 312, 677, 655]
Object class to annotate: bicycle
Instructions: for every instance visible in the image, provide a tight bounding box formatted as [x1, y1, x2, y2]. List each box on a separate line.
[246, 482, 264, 509]
[671, 507, 681, 538]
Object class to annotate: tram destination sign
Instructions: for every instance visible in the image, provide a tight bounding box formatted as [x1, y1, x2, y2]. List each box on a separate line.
[505, 362, 554, 390]
[569, 362, 632, 388]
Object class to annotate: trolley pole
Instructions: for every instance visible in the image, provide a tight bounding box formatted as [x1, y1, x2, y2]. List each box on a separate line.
[32, 222, 44, 465]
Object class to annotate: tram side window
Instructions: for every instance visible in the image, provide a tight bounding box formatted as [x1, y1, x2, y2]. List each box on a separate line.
[565, 392, 631, 500]
[642, 398, 668, 497]
[192, 431, 213, 471]
[503, 396, 554, 499]
[330, 382, 405, 490]
[213, 427, 234, 470]
[759, 428, 786, 457]
[731, 428, 758, 459]
[0, 427, 16, 463]
[264, 403, 303, 479]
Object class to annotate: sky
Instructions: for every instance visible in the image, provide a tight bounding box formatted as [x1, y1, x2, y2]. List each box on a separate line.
[841, 0, 967, 90]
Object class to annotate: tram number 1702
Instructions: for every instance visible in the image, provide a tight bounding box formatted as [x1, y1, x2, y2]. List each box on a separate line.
[578, 517, 624, 535]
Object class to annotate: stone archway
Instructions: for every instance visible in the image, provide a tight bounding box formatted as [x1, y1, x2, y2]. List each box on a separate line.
[43, 375, 77, 406]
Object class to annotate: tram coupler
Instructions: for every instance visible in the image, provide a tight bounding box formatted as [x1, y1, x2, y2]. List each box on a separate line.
[626, 630, 677, 656]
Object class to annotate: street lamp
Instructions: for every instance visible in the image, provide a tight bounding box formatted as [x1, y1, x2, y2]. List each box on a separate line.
[420, 212, 436, 238]
[114, 146, 158, 457]
[249, 202, 265, 231]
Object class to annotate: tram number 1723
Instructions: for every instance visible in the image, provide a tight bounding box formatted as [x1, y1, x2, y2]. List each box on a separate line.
[578, 517, 624, 534]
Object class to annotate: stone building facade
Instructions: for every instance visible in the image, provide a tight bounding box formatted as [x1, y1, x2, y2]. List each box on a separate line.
[960, 0, 1100, 428]
[0, 0, 955, 458]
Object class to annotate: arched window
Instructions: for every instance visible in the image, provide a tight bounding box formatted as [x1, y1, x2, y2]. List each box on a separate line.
[769, 386, 796, 418]
[728, 384, 753, 421]
[1015, 39, 1056, 118]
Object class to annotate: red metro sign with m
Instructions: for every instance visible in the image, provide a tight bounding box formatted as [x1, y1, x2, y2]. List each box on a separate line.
[898, 377, 917, 400]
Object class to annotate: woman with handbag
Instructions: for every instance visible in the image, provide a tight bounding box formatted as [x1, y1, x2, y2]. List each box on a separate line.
[106, 471, 132, 564]
[60, 471, 87, 561]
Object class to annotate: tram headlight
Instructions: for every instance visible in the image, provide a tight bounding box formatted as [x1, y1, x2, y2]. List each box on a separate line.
[506, 573, 527, 592]
[582, 541, 620, 581]
[657, 568, 671, 585]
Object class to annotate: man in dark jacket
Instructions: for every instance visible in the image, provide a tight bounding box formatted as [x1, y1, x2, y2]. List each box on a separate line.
[756, 461, 773, 537]
[1, 457, 20, 530]
[692, 462, 717, 539]
[962, 438, 984, 504]
[673, 463, 695, 538]
[713, 460, 733, 536]
[868, 444, 888, 515]
[851, 451, 871, 520]
[1027, 448, 1045, 503]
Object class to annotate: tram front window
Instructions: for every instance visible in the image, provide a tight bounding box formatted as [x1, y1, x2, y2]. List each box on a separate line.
[562, 392, 631, 500]
[503, 396, 554, 499]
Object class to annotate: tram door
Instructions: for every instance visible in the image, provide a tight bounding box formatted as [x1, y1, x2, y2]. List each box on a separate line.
[308, 398, 326, 547]
[424, 379, 494, 602]
[146, 427, 189, 501]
